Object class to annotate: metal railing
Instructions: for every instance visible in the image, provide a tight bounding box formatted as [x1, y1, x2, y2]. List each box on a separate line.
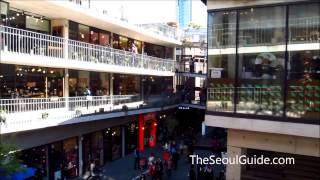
[136, 23, 179, 40]
[0, 25, 175, 72]
[175, 62, 207, 74]
[0, 25, 64, 58]
[68, 39, 175, 71]
[0, 95, 138, 114]
[66, 1, 179, 40]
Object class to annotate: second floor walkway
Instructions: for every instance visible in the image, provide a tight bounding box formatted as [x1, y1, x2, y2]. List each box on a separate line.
[0, 26, 175, 76]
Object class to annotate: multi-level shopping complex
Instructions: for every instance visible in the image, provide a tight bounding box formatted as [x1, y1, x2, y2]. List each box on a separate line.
[203, 0, 320, 179]
[0, 0, 193, 179]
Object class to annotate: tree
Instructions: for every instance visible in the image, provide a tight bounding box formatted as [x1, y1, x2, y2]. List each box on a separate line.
[188, 22, 202, 29]
[0, 112, 23, 177]
[0, 143, 22, 177]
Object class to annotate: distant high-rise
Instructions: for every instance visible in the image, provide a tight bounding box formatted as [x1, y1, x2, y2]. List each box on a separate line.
[176, 0, 192, 29]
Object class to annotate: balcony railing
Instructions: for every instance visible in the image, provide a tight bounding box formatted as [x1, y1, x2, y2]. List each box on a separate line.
[68, 40, 174, 72]
[136, 23, 179, 40]
[0, 95, 139, 114]
[207, 85, 320, 117]
[0, 25, 175, 73]
[67, 1, 179, 40]
[0, 94, 184, 133]
[0, 25, 65, 58]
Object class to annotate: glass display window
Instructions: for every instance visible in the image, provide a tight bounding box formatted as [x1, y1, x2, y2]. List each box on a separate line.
[79, 24, 90, 43]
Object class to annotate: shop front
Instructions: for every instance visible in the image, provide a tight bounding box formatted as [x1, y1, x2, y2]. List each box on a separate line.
[68, 70, 110, 96]
[82, 131, 104, 174]
[20, 145, 48, 180]
[0, 64, 64, 98]
[125, 121, 138, 155]
[102, 126, 122, 162]
[138, 112, 157, 151]
[113, 74, 140, 95]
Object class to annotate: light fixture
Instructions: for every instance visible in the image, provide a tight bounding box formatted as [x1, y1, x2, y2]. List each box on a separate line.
[31, 68, 35, 72]
[16, 13, 20, 16]
[50, 70, 54, 74]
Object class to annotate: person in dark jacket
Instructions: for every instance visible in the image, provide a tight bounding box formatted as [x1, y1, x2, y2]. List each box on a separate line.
[189, 165, 196, 180]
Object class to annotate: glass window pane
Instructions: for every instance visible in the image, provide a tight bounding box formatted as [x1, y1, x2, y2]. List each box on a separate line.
[286, 3, 320, 119]
[208, 11, 236, 49]
[236, 6, 286, 116]
[79, 24, 89, 43]
[207, 11, 236, 112]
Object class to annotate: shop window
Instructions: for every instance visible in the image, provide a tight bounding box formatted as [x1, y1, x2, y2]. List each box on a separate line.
[207, 11, 236, 112]
[48, 142, 63, 180]
[112, 34, 120, 49]
[145, 43, 165, 58]
[286, 3, 320, 119]
[119, 36, 129, 51]
[26, 15, 50, 33]
[236, 6, 286, 116]
[7, 10, 25, 29]
[63, 137, 78, 179]
[113, 74, 140, 95]
[208, 11, 236, 49]
[90, 27, 99, 44]
[134, 40, 142, 54]
[99, 31, 110, 46]
[0, 1, 8, 25]
[21, 146, 48, 179]
[79, 24, 89, 43]
[69, 21, 79, 41]
[125, 122, 138, 155]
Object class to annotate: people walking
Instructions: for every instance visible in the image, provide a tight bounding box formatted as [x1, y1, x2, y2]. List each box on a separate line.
[188, 165, 196, 180]
[155, 157, 163, 180]
[134, 148, 140, 170]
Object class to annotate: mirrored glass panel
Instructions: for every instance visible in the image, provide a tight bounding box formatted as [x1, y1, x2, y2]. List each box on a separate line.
[207, 11, 236, 112]
[286, 3, 320, 119]
[236, 6, 286, 116]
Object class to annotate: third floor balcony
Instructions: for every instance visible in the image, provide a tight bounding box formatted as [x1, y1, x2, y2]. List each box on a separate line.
[0, 25, 175, 76]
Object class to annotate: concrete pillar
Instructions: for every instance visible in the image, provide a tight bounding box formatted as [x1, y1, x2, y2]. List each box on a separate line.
[201, 122, 206, 136]
[140, 76, 144, 101]
[121, 126, 125, 158]
[78, 136, 83, 176]
[226, 146, 246, 180]
[110, 73, 114, 104]
[63, 69, 69, 109]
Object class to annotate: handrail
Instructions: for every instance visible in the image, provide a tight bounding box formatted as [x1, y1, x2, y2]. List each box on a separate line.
[0, 25, 175, 72]
[0, 95, 138, 114]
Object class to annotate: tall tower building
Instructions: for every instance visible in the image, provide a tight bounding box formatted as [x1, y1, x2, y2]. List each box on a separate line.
[176, 0, 192, 29]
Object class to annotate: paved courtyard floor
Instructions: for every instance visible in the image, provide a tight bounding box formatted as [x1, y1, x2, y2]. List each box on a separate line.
[75, 144, 223, 180]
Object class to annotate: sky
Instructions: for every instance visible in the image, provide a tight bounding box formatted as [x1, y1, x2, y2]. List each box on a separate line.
[90, 0, 207, 27]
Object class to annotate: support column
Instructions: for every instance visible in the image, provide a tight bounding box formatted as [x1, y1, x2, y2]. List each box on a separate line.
[109, 73, 114, 104]
[138, 114, 144, 151]
[201, 122, 206, 136]
[226, 146, 246, 180]
[140, 76, 144, 101]
[121, 126, 125, 158]
[64, 68, 69, 109]
[78, 136, 83, 177]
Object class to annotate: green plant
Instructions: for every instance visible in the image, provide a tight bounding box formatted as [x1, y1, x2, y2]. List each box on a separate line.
[0, 143, 23, 177]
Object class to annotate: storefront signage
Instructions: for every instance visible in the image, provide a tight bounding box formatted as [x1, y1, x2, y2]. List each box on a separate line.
[210, 68, 223, 78]
[0, 2, 8, 16]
